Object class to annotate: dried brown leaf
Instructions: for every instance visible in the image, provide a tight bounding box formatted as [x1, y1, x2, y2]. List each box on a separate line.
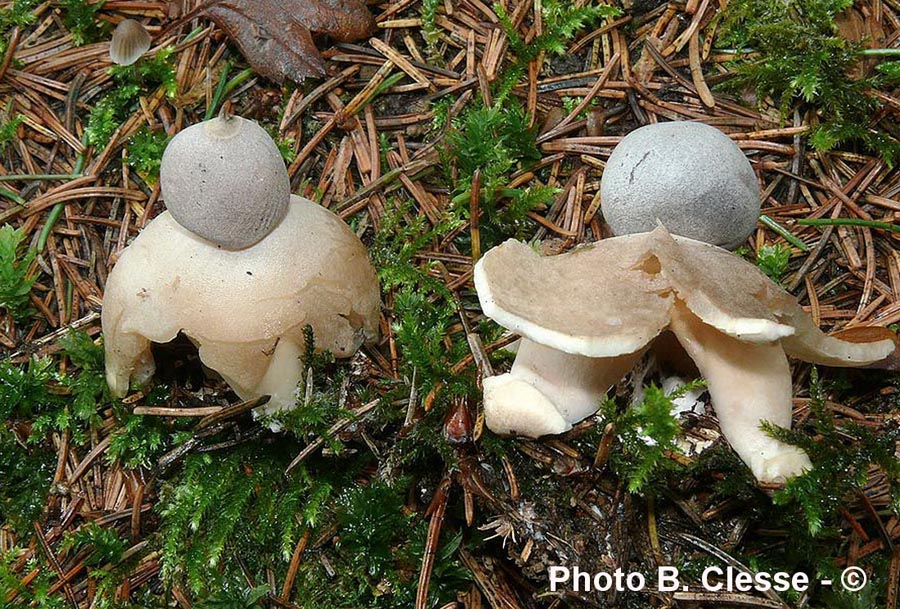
[198, 0, 375, 83]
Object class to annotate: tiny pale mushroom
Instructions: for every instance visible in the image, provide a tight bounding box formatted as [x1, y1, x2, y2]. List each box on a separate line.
[109, 19, 152, 66]
[102, 114, 380, 414]
[474, 227, 897, 484]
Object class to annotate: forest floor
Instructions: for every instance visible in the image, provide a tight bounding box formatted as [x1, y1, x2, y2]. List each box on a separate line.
[2, 0, 900, 608]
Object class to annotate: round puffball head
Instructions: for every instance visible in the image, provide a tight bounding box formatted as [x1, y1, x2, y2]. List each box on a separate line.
[160, 115, 290, 249]
[600, 121, 760, 249]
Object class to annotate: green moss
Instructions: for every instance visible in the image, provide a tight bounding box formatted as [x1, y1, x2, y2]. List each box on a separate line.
[420, 0, 442, 52]
[536, 0, 620, 55]
[0, 331, 121, 533]
[59, 0, 107, 46]
[370, 199, 468, 397]
[0, 417, 55, 533]
[291, 480, 469, 608]
[764, 369, 900, 535]
[756, 243, 792, 282]
[441, 99, 557, 249]
[562, 95, 599, 119]
[55, 330, 108, 423]
[0, 224, 36, 322]
[274, 136, 296, 163]
[0, 112, 24, 152]
[718, 0, 900, 163]
[157, 443, 345, 595]
[126, 127, 169, 184]
[0, 0, 37, 55]
[435, 2, 620, 248]
[497, 0, 620, 62]
[1, 547, 68, 609]
[0, 0, 36, 30]
[194, 586, 269, 609]
[600, 381, 705, 493]
[86, 47, 178, 149]
[154, 434, 470, 609]
[61, 523, 128, 567]
[85, 85, 140, 148]
[107, 412, 187, 470]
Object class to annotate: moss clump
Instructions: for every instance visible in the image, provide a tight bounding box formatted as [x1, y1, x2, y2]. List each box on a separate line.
[718, 0, 900, 163]
[158, 444, 324, 594]
[600, 381, 704, 493]
[0, 331, 118, 533]
[441, 99, 557, 247]
[0, 224, 36, 322]
[497, 0, 620, 62]
[59, 0, 107, 46]
[756, 243, 792, 282]
[126, 126, 170, 185]
[0, 0, 37, 55]
[86, 47, 178, 148]
[764, 369, 900, 535]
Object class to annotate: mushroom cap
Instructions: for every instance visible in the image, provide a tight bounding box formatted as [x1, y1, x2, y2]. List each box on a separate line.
[600, 121, 761, 249]
[109, 19, 152, 66]
[474, 226, 895, 365]
[160, 115, 290, 249]
[102, 195, 380, 356]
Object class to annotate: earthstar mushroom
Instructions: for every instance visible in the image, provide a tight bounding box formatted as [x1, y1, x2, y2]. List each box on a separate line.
[475, 227, 896, 483]
[102, 115, 380, 413]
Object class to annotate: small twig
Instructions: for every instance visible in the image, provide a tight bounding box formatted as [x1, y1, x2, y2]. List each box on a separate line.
[759, 214, 811, 251]
[280, 528, 311, 601]
[196, 396, 269, 429]
[285, 399, 379, 474]
[156, 422, 233, 471]
[416, 478, 451, 609]
[403, 367, 418, 428]
[7, 311, 100, 359]
[798, 218, 900, 233]
[680, 534, 789, 608]
[0, 173, 81, 182]
[133, 405, 224, 417]
[670, 592, 784, 607]
[33, 523, 78, 609]
[470, 168, 482, 261]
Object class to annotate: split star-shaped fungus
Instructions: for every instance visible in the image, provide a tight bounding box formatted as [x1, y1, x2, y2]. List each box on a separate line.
[102, 114, 380, 414]
[474, 226, 897, 483]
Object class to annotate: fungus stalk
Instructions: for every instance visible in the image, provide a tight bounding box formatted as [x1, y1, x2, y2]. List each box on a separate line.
[483, 339, 643, 436]
[669, 302, 812, 483]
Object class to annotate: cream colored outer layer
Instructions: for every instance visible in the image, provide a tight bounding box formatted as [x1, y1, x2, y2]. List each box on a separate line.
[102, 196, 380, 410]
[475, 225, 895, 364]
